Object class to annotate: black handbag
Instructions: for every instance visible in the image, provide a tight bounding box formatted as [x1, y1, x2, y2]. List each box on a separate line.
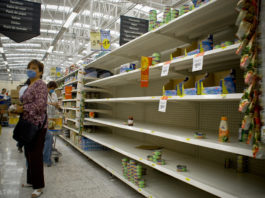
[13, 114, 47, 146]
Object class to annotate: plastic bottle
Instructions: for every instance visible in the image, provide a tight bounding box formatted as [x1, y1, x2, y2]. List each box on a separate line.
[219, 116, 229, 142]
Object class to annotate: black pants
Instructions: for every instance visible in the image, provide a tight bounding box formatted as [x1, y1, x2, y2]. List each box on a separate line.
[24, 128, 47, 189]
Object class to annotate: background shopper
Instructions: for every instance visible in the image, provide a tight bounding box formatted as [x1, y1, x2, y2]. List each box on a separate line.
[43, 81, 59, 167]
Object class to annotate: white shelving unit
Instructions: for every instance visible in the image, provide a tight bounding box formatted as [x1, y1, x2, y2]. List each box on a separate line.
[85, 117, 255, 158]
[62, 107, 77, 111]
[62, 124, 79, 134]
[84, 94, 242, 103]
[59, 135, 214, 198]
[58, 1, 265, 197]
[84, 0, 238, 70]
[86, 44, 239, 87]
[80, 132, 265, 198]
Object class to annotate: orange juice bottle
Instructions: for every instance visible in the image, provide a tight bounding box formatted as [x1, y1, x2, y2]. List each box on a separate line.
[219, 116, 229, 142]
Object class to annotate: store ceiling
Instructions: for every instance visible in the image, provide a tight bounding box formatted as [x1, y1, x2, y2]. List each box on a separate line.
[0, 0, 185, 82]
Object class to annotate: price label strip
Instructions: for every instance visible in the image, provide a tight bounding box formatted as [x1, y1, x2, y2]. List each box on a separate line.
[192, 53, 204, 72]
[161, 61, 171, 77]
[158, 96, 168, 112]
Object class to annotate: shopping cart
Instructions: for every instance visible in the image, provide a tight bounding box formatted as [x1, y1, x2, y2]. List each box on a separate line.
[48, 117, 63, 163]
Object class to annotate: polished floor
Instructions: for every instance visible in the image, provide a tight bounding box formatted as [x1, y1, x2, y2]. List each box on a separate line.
[0, 127, 143, 198]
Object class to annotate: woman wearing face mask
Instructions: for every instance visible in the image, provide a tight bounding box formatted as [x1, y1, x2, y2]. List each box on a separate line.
[15, 60, 48, 198]
[43, 81, 59, 167]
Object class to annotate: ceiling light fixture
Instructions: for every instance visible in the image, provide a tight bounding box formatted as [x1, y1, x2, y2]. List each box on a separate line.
[63, 12, 78, 28]
[7, 68, 10, 72]
[0, 47, 3, 53]
[4, 61, 8, 65]
[47, 46, 54, 53]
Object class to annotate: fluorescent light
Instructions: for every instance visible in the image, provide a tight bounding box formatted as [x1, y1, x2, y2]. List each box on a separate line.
[47, 46, 54, 53]
[7, 69, 10, 72]
[4, 61, 8, 65]
[8, 73, 11, 76]
[0, 47, 3, 53]
[63, 12, 78, 28]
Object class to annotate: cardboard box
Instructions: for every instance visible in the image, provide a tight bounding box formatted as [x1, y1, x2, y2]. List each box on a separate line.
[171, 41, 198, 60]
[196, 70, 236, 95]
[11, 90, 19, 99]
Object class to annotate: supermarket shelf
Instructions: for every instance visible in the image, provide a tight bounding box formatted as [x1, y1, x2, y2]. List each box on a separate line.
[59, 135, 212, 198]
[85, 0, 238, 70]
[84, 118, 255, 158]
[85, 94, 243, 103]
[66, 118, 79, 123]
[63, 80, 79, 87]
[62, 99, 78, 102]
[86, 44, 240, 87]
[84, 109, 112, 114]
[62, 107, 77, 111]
[83, 118, 105, 126]
[83, 87, 112, 94]
[83, 76, 98, 81]
[55, 69, 79, 82]
[62, 125, 79, 134]
[82, 132, 265, 198]
[55, 87, 63, 91]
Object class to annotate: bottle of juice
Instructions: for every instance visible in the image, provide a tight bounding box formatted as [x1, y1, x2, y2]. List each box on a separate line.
[219, 116, 229, 142]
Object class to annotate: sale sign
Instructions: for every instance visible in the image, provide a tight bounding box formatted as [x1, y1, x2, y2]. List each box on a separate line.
[141, 56, 152, 87]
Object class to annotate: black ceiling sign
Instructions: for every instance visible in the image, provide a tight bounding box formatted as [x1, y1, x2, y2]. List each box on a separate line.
[0, 0, 41, 43]
[120, 15, 148, 46]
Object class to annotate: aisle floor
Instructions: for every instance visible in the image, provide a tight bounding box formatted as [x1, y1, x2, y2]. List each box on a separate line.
[0, 127, 144, 198]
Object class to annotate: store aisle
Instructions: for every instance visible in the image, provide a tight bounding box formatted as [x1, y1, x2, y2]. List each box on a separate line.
[0, 127, 143, 198]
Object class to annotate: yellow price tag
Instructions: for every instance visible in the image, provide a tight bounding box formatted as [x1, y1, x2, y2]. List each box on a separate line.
[186, 178, 190, 181]
[152, 163, 156, 167]
[151, 96, 156, 99]
[149, 196, 152, 198]
[168, 96, 172, 98]
[111, 146, 115, 149]
[186, 138, 190, 141]
[139, 158, 143, 161]
[138, 189, 142, 192]
[151, 131, 155, 134]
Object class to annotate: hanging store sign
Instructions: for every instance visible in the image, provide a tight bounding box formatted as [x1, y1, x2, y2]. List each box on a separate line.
[141, 56, 152, 87]
[50, 67, 56, 77]
[90, 30, 111, 51]
[90, 31, 101, 51]
[100, 30, 111, 51]
[0, 0, 41, 43]
[120, 15, 148, 46]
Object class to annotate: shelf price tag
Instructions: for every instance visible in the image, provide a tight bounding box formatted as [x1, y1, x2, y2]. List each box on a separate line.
[192, 53, 204, 72]
[158, 96, 168, 112]
[161, 61, 171, 77]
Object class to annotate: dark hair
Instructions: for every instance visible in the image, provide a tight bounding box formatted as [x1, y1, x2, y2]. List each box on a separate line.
[27, 59, 44, 79]
[2, 88, 6, 92]
[24, 79, 31, 86]
[47, 81, 58, 89]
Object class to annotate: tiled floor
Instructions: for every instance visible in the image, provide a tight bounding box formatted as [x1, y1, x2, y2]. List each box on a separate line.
[0, 127, 143, 198]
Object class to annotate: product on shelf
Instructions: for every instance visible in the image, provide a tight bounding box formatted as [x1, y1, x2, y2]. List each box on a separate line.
[171, 41, 198, 60]
[80, 137, 109, 151]
[200, 34, 213, 52]
[122, 158, 147, 188]
[196, 70, 236, 95]
[151, 52, 161, 65]
[128, 116, 134, 126]
[194, 132, 206, 139]
[236, 0, 261, 158]
[163, 6, 171, 24]
[219, 116, 229, 142]
[171, 8, 179, 20]
[236, 155, 248, 173]
[99, 71, 112, 78]
[141, 56, 152, 87]
[176, 165, 187, 172]
[84, 68, 98, 78]
[120, 63, 136, 73]
[147, 150, 166, 165]
[149, 10, 157, 31]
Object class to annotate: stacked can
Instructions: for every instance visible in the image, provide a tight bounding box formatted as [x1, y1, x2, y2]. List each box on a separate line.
[163, 6, 171, 24]
[237, 155, 248, 173]
[121, 158, 146, 188]
[171, 8, 179, 20]
[147, 150, 166, 165]
[152, 52, 161, 65]
[149, 10, 157, 31]
[180, 4, 190, 16]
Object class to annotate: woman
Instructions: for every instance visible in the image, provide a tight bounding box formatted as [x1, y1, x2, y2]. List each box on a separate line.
[43, 81, 59, 167]
[15, 59, 48, 198]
